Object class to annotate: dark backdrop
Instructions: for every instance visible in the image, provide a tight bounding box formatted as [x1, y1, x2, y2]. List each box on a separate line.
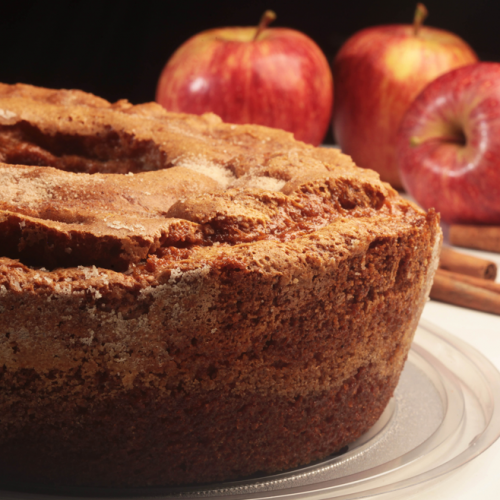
[2, 0, 498, 142]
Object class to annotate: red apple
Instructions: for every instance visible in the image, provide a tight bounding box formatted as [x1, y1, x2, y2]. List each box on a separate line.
[333, 4, 477, 189]
[156, 11, 333, 146]
[397, 62, 500, 225]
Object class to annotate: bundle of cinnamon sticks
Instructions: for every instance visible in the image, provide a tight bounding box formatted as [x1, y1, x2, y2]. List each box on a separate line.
[430, 224, 500, 315]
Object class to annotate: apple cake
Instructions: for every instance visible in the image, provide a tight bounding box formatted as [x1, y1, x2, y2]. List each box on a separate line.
[0, 83, 441, 488]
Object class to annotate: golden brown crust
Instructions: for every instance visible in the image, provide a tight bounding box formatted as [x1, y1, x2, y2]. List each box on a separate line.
[0, 83, 397, 273]
[0, 83, 442, 488]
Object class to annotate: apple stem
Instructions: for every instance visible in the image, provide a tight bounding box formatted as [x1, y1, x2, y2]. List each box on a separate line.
[253, 10, 277, 41]
[413, 3, 428, 36]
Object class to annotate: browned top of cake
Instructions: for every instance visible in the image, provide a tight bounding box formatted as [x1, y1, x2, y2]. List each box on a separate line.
[0, 83, 424, 276]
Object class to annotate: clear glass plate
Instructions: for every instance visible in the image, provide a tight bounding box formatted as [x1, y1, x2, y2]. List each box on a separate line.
[2, 319, 500, 499]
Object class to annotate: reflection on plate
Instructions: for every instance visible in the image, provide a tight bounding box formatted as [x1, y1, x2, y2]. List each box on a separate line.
[2, 319, 500, 499]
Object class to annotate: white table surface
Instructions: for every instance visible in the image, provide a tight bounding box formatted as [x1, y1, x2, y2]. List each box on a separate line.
[402, 244, 500, 500]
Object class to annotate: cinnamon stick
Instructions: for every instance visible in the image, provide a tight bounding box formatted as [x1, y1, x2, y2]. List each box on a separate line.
[435, 268, 500, 294]
[449, 224, 500, 253]
[439, 246, 497, 280]
[430, 269, 500, 315]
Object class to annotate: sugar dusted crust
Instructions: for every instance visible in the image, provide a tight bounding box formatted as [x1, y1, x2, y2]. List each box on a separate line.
[0, 83, 441, 488]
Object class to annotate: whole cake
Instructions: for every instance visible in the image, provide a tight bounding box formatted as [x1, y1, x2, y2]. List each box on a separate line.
[0, 83, 441, 488]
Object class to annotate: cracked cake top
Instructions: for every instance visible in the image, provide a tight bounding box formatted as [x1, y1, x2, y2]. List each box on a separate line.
[0, 83, 424, 275]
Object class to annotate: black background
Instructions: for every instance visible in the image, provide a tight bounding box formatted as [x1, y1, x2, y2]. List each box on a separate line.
[2, 0, 498, 142]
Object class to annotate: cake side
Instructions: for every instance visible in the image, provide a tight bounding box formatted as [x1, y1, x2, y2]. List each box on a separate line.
[0, 208, 441, 486]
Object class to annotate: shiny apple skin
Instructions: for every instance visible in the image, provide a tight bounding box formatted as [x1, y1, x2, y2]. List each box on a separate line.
[333, 25, 477, 189]
[156, 27, 333, 146]
[398, 63, 500, 224]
